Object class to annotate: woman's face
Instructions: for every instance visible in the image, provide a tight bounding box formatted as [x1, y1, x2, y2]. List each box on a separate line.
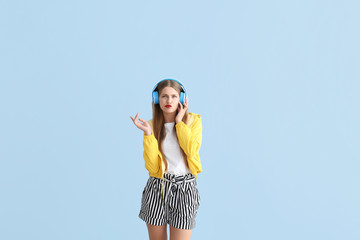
[159, 86, 180, 113]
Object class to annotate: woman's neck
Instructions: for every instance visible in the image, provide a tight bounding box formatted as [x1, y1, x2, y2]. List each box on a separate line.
[163, 112, 176, 123]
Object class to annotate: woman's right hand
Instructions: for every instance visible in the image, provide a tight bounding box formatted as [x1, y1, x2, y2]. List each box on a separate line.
[130, 113, 152, 135]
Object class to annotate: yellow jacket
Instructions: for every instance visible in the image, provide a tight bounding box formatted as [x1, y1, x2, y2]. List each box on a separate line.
[142, 112, 203, 205]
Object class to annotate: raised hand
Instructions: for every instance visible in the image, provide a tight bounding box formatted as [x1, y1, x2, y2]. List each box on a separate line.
[130, 113, 152, 135]
[175, 98, 189, 124]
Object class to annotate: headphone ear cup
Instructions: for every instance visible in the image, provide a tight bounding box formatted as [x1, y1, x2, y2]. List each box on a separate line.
[153, 91, 159, 104]
[179, 92, 185, 105]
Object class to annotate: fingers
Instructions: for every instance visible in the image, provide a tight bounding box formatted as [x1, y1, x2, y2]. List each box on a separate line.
[178, 99, 189, 110]
[130, 113, 150, 133]
[134, 112, 139, 121]
[130, 114, 145, 123]
[130, 113, 140, 125]
[130, 113, 139, 119]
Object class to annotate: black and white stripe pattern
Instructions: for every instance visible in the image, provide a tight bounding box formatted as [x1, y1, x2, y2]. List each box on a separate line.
[139, 173, 200, 230]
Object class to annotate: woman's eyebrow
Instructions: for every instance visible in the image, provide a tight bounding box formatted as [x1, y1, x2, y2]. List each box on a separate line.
[161, 94, 177, 96]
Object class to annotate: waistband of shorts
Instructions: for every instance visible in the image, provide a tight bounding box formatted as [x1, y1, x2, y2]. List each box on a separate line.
[153, 172, 195, 183]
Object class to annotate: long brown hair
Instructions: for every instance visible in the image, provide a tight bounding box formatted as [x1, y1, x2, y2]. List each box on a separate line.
[151, 79, 189, 171]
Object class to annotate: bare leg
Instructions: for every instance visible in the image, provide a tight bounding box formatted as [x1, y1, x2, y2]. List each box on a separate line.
[169, 225, 192, 240]
[146, 223, 168, 240]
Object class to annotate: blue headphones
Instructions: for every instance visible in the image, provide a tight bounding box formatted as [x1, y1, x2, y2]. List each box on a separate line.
[152, 78, 187, 104]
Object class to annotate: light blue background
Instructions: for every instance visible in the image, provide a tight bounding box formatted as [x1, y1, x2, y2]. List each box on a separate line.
[1, 0, 359, 239]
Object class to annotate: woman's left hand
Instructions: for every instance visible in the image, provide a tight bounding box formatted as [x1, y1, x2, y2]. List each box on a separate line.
[175, 98, 188, 124]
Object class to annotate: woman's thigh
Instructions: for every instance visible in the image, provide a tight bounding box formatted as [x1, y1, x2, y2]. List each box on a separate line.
[146, 223, 167, 240]
[169, 225, 192, 240]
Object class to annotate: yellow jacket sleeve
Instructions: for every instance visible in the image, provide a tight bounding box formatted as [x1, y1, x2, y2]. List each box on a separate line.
[143, 132, 162, 174]
[175, 116, 202, 158]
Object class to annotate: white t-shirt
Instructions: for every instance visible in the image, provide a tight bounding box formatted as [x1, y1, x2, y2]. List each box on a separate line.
[162, 122, 191, 176]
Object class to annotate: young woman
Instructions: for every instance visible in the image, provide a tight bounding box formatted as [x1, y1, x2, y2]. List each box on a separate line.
[130, 78, 202, 240]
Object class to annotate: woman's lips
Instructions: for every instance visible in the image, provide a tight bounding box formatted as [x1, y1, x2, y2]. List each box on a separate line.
[165, 105, 172, 108]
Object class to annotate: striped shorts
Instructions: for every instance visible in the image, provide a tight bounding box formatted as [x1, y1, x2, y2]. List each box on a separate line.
[138, 172, 201, 230]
